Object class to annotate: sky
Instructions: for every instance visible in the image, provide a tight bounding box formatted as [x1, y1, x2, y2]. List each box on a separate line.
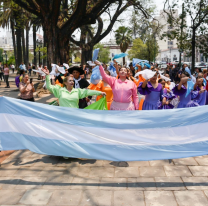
[0, 0, 173, 40]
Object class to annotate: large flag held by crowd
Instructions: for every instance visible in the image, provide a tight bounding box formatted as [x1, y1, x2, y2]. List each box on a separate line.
[1, 96, 208, 161]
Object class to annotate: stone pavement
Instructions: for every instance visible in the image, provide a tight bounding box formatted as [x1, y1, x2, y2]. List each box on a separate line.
[1, 150, 208, 205]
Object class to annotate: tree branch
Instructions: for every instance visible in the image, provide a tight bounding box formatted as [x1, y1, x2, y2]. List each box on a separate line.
[52, 0, 61, 24]
[12, 0, 40, 16]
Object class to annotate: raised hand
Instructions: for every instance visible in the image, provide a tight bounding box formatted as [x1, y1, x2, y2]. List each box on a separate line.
[41, 67, 50, 75]
[100, 92, 106, 97]
[94, 60, 101, 66]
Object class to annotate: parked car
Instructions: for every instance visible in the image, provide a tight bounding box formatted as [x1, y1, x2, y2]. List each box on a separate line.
[195, 62, 207, 69]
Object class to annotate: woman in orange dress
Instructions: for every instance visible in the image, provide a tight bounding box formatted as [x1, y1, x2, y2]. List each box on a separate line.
[88, 70, 113, 110]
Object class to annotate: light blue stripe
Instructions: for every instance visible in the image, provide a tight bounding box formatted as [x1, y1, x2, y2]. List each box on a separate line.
[1, 132, 208, 161]
[1, 97, 208, 130]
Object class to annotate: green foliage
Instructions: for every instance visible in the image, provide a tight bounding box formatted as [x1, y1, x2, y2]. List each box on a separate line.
[115, 26, 132, 53]
[0, 48, 3, 62]
[35, 47, 47, 60]
[74, 56, 81, 63]
[128, 38, 147, 59]
[94, 43, 110, 64]
[163, 0, 208, 71]
[7, 55, 15, 65]
[128, 37, 159, 62]
[129, 0, 156, 40]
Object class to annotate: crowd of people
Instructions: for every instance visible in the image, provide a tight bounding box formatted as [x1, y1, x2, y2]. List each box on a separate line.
[1, 57, 208, 111]
[38, 59, 208, 111]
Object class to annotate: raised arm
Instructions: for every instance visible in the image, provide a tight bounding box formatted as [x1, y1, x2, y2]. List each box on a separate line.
[45, 75, 61, 98]
[114, 60, 119, 75]
[94, 61, 115, 87]
[142, 79, 149, 88]
[78, 88, 105, 99]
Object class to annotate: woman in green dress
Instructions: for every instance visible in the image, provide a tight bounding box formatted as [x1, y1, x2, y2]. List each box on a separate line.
[42, 67, 106, 108]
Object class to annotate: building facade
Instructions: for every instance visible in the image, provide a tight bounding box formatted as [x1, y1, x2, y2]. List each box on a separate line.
[155, 10, 181, 62]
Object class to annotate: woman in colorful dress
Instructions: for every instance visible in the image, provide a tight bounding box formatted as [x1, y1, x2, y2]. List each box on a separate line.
[88, 70, 113, 110]
[42, 67, 106, 108]
[193, 77, 206, 106]
[172, 71, 199, 108]
[138, 72, 166, 110]
[158, 79, 175, 109]
[95, 61, 139, 110]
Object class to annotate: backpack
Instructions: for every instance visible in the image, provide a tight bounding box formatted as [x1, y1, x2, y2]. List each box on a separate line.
[15, 75, 20, 88]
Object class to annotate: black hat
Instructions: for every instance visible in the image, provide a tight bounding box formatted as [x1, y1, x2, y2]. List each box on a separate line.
[68, 66, 84, 75]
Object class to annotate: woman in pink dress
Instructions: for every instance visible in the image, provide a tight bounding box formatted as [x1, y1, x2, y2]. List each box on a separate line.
[95, 61, 138, 110]
[3, 64, 10, 88]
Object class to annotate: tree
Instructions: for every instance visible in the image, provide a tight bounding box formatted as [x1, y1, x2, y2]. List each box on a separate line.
[69, 1, 150, 65]
[128, 37, 159, 62]
[115, 26, 132, 64]
[0, 1, 18, 68]
[145, 35, 159, 63]
[128, 38, 147, 59]
[74, 56, 81, 63]
[11, 0, 150, 70]
[164, 0, 208, 73]
[129, 0, 156, 40]
[7, 55, 15, 65]
[0, 48, 3, 62]
[94, 43, 110, 63]
[162, 3, 188, 67]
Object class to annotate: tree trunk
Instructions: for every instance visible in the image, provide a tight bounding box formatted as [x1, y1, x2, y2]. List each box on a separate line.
[33, 25, 37, 67]
[22, 29, 26, 65]
[43, 31, 47, 66]
[191, 28, 196, 74]
[10, 18, 17, 69]
[81, 45, 93, 65]
[26, 25, 29, 67]
[16, 28, 22, 67]
[44, 22, 61, 71]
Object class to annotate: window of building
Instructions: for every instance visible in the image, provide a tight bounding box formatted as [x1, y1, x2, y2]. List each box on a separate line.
[168, 41, 173, 45]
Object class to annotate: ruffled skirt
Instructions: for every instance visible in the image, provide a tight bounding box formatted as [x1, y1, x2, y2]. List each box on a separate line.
[110, 101, 135, 110]
[142, 101, 160, 110]
[177, 100, 199, 108]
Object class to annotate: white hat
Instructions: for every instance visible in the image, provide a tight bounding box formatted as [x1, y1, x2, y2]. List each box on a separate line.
[135, 69, 156, 79]
[63, 63, 69, 69]
[87, 61, 96, 66]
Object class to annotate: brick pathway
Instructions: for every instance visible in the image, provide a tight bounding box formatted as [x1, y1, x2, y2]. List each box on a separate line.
[1, 150, 208, 205]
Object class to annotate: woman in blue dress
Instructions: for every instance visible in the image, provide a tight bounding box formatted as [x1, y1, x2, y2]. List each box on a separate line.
[193, 77, 206, 106]
[138, 72, 166, 110]
[172, 71, 199, 108]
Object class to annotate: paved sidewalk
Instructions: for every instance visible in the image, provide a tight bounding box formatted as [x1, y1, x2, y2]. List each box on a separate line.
[1, 150, 208, 205]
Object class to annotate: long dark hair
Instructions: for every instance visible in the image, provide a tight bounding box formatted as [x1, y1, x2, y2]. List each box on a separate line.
[182, 71, 190, 78]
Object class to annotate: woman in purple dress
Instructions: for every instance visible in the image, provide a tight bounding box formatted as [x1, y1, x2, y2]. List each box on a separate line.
[172, 71, 199, 108]
[138, 73, 166, 110]
[193, 77, 206, 106]
[158, 79, 175, 109]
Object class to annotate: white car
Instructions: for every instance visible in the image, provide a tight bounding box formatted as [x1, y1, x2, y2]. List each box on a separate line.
[195, 62, 207, 70]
